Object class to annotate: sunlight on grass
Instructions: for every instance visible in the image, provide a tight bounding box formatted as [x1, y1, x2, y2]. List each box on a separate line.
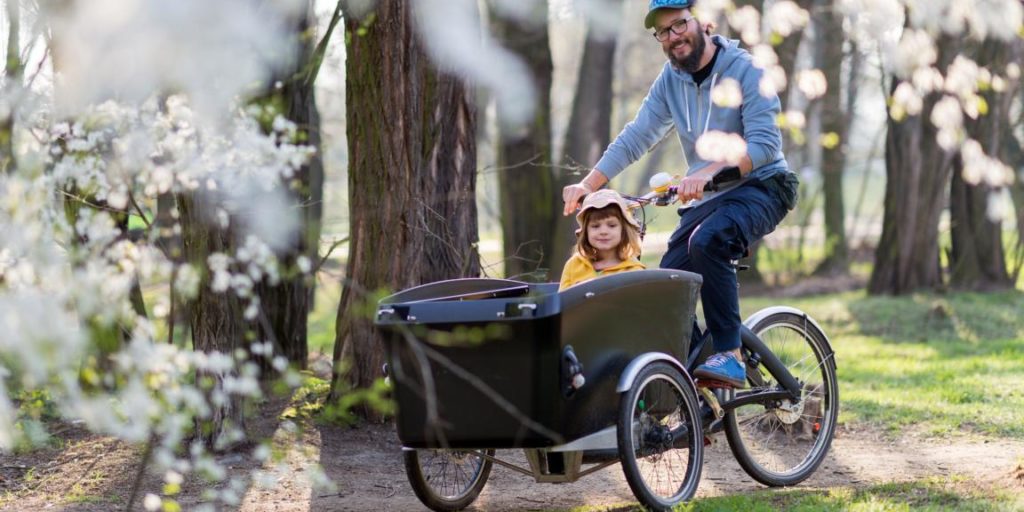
[670, 477, 1020, 511]
[239, 376, 332, 511]
[743, 290, 1024, 438]
[556, 476, 1020, 511]
[309, 271, 343, 355]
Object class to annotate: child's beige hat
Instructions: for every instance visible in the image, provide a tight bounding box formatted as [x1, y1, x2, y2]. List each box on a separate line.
[575, 189, 641, 233]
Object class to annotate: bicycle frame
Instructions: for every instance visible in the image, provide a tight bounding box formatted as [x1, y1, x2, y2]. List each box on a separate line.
[685, 323, 803, 405]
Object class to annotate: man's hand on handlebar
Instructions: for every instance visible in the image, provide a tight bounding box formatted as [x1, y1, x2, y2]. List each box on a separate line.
[562, 183, 592, 216]
[677, 168, 716, 202]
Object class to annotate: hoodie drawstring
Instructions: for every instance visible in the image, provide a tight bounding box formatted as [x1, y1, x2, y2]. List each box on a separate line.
[703, 73, 718, 135]
[682, 84, 693, 133]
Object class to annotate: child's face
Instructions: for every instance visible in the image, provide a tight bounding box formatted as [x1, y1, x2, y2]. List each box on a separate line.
[586, 214, 623, 256]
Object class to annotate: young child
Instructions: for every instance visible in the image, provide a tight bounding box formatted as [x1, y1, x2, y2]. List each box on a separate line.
[559, 189, 646, 291]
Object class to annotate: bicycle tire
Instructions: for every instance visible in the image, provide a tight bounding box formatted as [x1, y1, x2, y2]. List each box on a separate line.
[617, 361, 703, 510]
[724, 311, 838, 487]
[404, 448, 494, 511]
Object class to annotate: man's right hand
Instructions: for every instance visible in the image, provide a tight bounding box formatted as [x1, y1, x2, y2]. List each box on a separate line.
[562, 183, 592, 216]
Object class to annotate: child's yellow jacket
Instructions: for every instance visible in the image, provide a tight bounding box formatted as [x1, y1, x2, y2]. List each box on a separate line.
[558, 254, 646, 291]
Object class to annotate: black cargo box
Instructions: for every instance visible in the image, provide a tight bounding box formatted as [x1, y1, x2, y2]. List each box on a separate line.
[376, 269, 701, 449]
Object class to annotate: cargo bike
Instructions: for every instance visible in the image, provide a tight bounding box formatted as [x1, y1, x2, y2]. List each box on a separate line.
[376, 170, 838, 511]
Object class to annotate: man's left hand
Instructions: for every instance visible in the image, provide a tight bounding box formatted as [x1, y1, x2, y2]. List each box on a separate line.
[677, 169, 716, 202]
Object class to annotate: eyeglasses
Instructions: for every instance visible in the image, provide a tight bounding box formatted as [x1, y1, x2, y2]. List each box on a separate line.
[653, 17, 694, 42]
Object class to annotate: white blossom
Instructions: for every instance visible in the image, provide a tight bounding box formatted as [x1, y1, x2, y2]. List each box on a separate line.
[892, 29, 937, 78]
[143, 494, 162, 511]
[930, 96, 963, 130]
[695, 131, 748, 165]
[296, 255, 311, 274]
[711, 79, 744, 108]
[890, 82, 923, 120]
[750, 44, 779, 69]
[728, 6, 762, 45]
[759, 66, 788, 98]
[765, 1, 810, 37]
[797, 69, 828, 100]
[912, 67, 945, 93]
[961, 139, 1015, 187]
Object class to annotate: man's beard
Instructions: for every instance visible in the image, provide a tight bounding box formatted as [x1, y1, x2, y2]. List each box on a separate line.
[667, 33, 706, 73]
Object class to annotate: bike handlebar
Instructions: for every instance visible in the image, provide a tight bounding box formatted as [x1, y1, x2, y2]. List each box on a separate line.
[629, 165, 743, 207]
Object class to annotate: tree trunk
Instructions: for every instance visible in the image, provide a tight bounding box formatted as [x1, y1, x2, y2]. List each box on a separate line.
[868, 38, 960, 295]
[948, 38, 1017, 290]
[493, 6, 556, 279]
[812, 0, 849, 275]
[552, 10, 619, 268]
[253, 0, 324, 369]
[178, 193, 247, 445]
[330, 0, 480, 417]
[1, 0, 21, 173]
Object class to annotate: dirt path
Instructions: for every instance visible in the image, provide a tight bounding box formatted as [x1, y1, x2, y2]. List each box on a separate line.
[3, 421, 1021, 511]
[303, 424, 1024, 511]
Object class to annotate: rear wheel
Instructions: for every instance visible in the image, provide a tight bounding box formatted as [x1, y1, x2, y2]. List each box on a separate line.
[725, 311, 838, 486]
[404, 448, 494, 511]
[617, 361, 703, 511]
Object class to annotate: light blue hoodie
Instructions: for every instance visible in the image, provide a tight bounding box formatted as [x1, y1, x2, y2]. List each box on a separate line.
[595, 35, 789, 206]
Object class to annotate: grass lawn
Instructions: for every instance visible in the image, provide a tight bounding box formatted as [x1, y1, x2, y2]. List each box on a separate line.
[559, 477, 1022, 511]
[741, 289, 1024, 439]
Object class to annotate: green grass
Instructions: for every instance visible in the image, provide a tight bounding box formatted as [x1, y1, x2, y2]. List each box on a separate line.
[557, 477, 1021, 511]
[742, 290, 1024, 438]
[309, 273, 343, 355]
[677, 477, 1020, 511]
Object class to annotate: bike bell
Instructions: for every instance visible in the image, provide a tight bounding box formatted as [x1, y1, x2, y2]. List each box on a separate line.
[649, 172, 673, 194]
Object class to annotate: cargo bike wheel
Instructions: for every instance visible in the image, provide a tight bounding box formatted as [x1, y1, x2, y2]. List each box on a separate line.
[617, 361, 703, 511]
[725, 311, 838, 487]
[403, 448, 495, 511]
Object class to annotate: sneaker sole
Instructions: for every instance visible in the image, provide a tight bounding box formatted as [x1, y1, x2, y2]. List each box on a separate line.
[692, 368, 746, 388]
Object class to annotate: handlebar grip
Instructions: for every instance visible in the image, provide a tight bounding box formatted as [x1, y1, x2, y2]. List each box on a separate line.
[703, 165, 742, 192]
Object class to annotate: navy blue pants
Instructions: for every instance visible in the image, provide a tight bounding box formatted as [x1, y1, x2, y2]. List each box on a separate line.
[660, 181, 788, 352]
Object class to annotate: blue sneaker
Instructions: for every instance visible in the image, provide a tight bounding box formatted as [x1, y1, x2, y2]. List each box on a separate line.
[694, 352, 747, 388]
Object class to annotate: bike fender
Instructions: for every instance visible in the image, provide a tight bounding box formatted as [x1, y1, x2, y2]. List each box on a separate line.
[743, 306, 836, 367]
[616, 352, 699, 399]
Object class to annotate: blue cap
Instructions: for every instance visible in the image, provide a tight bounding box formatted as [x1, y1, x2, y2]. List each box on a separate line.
[645, 0, 694, 29]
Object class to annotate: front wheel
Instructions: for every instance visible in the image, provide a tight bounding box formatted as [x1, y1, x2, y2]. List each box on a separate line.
[725, 311, 839, 487]
[617, 361, 703, 511]
[403, 448, 494, 511]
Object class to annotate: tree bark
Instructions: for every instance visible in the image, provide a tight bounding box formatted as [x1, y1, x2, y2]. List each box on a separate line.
[812, 0, 849, 275]
[253, 0, 324, 369]
[178, 193, 247, 445]
[330, 0, 480, 416]
[552, 8, 619, 268]
[493, 6, 556, 279]
[869, 36, 960, 295]
[948, 38, 1017, 290]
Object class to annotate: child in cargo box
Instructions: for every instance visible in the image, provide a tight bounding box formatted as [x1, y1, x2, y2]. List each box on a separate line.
[558, 189, 646, 291]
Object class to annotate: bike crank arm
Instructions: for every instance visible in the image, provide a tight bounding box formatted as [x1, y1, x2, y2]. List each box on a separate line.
[719, 388, 794, 411]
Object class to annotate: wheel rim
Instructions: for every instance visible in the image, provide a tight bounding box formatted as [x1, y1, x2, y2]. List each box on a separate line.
[732, 321, 835, 478]
[627, 373, 697, 502]
[418, 450, 487, 500]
